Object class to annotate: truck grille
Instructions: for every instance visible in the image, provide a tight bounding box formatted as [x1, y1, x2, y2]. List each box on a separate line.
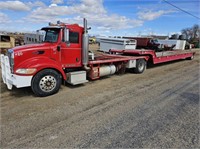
[7, 49, 14, 73]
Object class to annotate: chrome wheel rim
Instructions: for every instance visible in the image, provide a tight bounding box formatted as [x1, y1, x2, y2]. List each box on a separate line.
[39, 75, 57, 92]
[138, 62, 144, 71]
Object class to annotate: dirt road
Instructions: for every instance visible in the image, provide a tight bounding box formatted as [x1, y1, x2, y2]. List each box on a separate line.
[1, 49, 199, 148]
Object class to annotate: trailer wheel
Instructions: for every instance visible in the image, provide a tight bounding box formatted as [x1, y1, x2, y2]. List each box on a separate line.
[134, 59, 146, 73]
[31, 69, 61, 97]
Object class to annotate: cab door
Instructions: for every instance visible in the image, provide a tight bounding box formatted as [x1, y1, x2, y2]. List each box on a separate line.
[61, 30, 82, 68]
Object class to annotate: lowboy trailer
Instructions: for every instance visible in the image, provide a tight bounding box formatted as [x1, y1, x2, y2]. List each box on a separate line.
[110, 48, 194, 64]
[1, 19, 195, 97]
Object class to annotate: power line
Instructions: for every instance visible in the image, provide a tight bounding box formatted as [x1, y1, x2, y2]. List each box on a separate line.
[163, 0, 200, 20]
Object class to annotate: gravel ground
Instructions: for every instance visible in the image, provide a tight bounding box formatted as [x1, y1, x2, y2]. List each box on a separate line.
[0, 47, 199, 148]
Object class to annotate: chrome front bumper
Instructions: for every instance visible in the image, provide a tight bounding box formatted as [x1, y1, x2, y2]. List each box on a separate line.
[1, 54, 32, 89]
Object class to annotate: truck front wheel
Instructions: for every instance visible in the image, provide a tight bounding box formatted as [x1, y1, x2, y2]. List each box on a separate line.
[31, 69, 61, 97]
[134, 59, 146, 73]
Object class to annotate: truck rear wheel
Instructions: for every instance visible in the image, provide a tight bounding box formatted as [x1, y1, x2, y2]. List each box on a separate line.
[31, 69, 61, 97]
[134, 59, 146, 73]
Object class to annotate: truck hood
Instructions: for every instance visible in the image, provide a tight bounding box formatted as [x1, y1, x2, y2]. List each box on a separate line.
[12, 43, 58, 70]
[12, 43, 53, 52]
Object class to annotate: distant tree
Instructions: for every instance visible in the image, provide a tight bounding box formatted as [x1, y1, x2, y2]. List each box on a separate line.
[192, 24, 200, 39]
[181, 28, 190, 40]
[181, 25, 200, 40]
[181, 24, 200, 48]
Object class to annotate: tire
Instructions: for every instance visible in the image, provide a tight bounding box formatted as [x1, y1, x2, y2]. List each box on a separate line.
[31, 69, 61, 97]
[133, 59, 146, 73]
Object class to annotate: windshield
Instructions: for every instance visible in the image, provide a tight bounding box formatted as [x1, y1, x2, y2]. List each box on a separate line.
[43, 28, 60, 42]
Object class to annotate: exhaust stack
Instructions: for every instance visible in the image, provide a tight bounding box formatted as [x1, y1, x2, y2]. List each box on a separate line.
[82, 18, 89, 70]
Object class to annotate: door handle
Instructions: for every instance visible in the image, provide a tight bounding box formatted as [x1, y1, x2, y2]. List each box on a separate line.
[57, 45, 61, 52]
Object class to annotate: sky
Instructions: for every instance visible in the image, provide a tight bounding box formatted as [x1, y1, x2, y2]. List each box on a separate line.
[0, 0, 199, 36]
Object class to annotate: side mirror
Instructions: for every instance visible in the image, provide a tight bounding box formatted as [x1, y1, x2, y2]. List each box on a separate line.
[64, 28, 69, 42]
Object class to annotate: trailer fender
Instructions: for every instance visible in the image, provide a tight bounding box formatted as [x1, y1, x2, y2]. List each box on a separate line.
[14, 57, 66, 80]
[141, 56, 149, 61]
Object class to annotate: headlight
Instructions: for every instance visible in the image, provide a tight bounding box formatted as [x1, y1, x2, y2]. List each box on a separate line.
[16, 68, 36, 74]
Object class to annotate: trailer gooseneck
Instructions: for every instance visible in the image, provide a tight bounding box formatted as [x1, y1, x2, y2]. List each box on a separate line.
[1, 19, 195, 97]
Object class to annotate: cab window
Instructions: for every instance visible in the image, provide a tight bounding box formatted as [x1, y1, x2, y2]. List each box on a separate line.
[69, 31, 79, 43]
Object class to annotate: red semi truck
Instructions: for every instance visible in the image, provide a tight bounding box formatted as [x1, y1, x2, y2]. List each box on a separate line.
[1, 19, 195, 96]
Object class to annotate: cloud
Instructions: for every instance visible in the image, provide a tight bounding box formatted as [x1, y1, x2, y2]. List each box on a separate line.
[1, 0, 177, 34]
[0, 12, 11, 23]
[49, 4, 58, 7]
[0, 0, 30, 11]
[26, 0, 143, 31]
[51, 0, 64, 4]
[138, 10, 174, 21]
[87, 14, 143, 30]
[27, 1, 46, 8]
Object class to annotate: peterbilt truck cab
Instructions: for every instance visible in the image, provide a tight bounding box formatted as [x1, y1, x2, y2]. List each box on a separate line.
[1, 19, 90, 96]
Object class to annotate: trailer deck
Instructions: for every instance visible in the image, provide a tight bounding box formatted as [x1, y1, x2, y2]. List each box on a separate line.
[155, 50, 193, 57]
[88, 53, 148, 65]
[110, 49, 195, 64]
